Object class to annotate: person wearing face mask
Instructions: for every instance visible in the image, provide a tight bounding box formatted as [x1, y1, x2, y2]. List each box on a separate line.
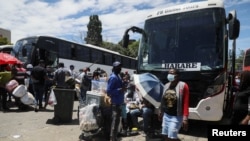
[158, 68, 189, 141]
[107, 61, 126, 141]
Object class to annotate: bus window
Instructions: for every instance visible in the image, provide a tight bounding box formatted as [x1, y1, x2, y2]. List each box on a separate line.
[104, 52, 112, 66]
[71, 44, 76, 59]
[58, 42, 71, 59]
[91, 49, 102, 64]
[82, 47, 90, 62]
[22, 47, 27, 57]
[122, 57, 130, 69]
[113, 55, 121, 63]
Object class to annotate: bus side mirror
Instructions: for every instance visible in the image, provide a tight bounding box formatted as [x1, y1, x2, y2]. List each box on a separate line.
[122, 34, 129, 48]
[228, 10, 240, 40]
[229, 19, 240, 40]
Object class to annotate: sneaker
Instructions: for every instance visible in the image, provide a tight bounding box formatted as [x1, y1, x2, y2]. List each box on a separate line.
[131, 127, 138, 131]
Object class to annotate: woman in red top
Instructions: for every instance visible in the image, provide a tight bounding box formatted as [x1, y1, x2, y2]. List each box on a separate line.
[159, 68, 189, 141]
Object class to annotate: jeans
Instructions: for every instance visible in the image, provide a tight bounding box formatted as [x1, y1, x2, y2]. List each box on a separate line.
[101, 107, 112, 140]
[79, 87, 87, 104]
[33, 84, 45, 108]
[130, 107, 153, 133]
[161, 113, 182, 139]
[110, 104, 122, 140]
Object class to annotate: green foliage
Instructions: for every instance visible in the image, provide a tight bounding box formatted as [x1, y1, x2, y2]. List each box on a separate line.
[84, 15, 138, 58]
[85, 15, 103, 46]
[127, 40, 139, 57]
[0, 37, 9, 45]
[101, 40, 139, 58]
[102, 41, 124, 53]
[235, 49, 244, 71]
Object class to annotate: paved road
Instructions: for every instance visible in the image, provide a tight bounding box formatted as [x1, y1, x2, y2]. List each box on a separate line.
[0, 100, 210, 141]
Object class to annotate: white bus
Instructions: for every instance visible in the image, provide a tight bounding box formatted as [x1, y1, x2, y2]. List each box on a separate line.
[123, 0, 240, 121]
[11, 35, 137, 75]
[0, 45, 13, 54]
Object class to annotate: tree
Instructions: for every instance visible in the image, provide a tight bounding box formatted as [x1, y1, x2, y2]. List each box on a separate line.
[83, 15, 138, 58]
[127, 40, 139, 58]
[102, 41, 127, 54]
[236, 49, 244, 71]
[0, 37, 9, 45]
[85, 15, 103, 46]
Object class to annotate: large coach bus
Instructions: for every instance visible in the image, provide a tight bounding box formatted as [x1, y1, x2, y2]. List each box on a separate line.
[243, 48, 250, 71]
[11, 35, 137, 75]
[122, 0, 240, 121]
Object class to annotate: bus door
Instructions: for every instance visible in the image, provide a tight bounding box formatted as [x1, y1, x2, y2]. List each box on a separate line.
[33, 48, 57, 66]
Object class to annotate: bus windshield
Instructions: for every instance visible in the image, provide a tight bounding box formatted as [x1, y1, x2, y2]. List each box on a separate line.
[12, 38, 35, 64]
[139, 9, 225, 71]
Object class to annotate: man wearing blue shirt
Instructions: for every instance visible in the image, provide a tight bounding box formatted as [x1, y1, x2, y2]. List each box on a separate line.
[107, 61, 126, 141]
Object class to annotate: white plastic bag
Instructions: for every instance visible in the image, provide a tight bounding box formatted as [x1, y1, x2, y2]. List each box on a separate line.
[79, 103, 99, 131]
[48, 89, 57, 107]
[12, 85, 27, 98]
[20, 92, 36, 105]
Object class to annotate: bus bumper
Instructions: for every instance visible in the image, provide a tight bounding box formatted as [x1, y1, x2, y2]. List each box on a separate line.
[188, 94, 224, 121]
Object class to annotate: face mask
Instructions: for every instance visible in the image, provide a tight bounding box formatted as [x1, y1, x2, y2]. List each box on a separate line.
[27, 71, 31, 75]
[167, 74, 175, 82]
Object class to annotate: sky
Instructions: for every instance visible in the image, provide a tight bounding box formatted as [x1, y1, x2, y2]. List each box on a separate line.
[1, 0, 250, 55]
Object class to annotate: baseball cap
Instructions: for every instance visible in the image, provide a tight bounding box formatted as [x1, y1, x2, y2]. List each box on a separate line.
[113, 61, 121, 67]
[27, 64, 33, 69]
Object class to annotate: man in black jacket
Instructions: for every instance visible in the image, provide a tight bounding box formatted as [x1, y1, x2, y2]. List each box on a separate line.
[31, 60, 49, 111]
